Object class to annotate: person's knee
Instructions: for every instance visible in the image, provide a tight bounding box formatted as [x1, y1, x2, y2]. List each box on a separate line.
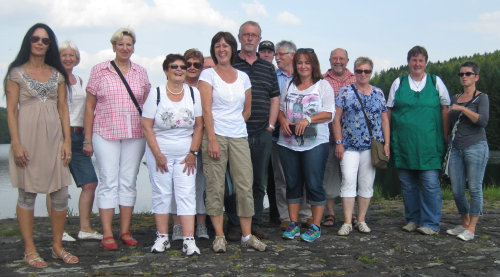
[50, 188, 69, 211]
[17, 190, 36, 210]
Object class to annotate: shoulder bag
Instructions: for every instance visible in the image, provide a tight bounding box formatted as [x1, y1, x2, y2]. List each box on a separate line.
[110, 60, 142, 115]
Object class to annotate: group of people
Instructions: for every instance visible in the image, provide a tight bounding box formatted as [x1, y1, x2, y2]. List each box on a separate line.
[5, 21, 489, 269]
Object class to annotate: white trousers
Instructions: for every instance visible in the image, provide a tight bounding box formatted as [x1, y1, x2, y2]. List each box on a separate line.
[339, 149, 376, 198]
[93, 134, 145, 209]
[171, 154, 206, 215]
[145, 148, 196, 215]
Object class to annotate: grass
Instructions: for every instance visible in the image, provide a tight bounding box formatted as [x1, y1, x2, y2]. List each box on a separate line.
[356, 254, 377, 264]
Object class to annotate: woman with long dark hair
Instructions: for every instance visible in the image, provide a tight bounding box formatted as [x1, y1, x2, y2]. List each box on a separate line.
[5, 23, 78, 268]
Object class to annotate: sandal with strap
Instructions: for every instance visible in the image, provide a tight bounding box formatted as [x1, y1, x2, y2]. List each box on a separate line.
[321, 215, 336, 227]
[52, 248, 79, 264]
[100, 236, 118, 250]
[119, 232, 138, 246]
[24, 252, 47, 268]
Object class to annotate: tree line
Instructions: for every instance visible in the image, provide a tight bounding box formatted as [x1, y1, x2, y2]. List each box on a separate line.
[1, 51, 498, 148]
[371, 50, 500, 150]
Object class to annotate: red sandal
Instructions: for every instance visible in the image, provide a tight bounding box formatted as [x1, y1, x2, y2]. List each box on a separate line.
[100, 236, 118, 250]
[119, 232, 138, 246]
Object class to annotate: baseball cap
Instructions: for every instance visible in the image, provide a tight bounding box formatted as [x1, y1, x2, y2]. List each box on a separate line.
[258, 40, 275, 52]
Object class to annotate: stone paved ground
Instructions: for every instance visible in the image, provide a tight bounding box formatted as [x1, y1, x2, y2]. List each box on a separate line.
[0, 200, 499, 276]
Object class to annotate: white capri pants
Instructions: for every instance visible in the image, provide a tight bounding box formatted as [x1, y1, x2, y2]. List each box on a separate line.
[339, 149, 376, 198]
[93, 133, 146, 209]
[170, 154, 206, 215]
[145, 147, 196, 215]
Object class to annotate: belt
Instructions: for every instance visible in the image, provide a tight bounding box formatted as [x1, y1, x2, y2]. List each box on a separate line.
[70, 127, 84, 134]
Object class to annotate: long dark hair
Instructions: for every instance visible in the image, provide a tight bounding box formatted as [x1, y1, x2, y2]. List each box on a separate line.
[292, 51, 323, 86]
[3, 23, 70, 94]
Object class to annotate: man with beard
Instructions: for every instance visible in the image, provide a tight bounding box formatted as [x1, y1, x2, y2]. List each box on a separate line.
[225, 21, 280, 241]
[321, 48, 356, 228]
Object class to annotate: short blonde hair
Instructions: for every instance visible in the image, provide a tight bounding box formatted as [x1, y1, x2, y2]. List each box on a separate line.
[59, 40, 80, 66]
[110, 27, 136, 45]
[354, 56, 373, 70]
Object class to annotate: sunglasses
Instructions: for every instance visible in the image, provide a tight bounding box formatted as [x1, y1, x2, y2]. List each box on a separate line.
[30, 36, 50, 46]
[186, 62, 202, 69]
[458, 72, 476, 77]
[170, 64, 188, 70]
[297, 48, 315, 53]
[355, 69, 372, 74]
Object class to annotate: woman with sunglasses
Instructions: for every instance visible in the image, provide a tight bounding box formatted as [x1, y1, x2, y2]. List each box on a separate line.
[169, 49, 209, 242]
[142, 54, 203, 255]
[199, 32, 267, 253]
[445, 61, 489, 241]
[84, 27, 151, 250]
[5, 23, 78, 267]
[279, 48, 335, 243]
[333, 57, 389, 236]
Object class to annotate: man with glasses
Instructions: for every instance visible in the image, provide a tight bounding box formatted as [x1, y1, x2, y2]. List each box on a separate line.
[224, 21, 280, 242]
[321, 48, 356, 228]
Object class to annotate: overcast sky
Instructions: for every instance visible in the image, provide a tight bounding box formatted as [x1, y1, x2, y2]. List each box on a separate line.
[1, 0, 499, 107]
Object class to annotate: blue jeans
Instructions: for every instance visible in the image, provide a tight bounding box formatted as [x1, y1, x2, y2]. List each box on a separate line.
[225, 130, 273, 230]
[278, 143, 329, 206]
[398, 169, 442, 231]
[449, 141, 489, 217]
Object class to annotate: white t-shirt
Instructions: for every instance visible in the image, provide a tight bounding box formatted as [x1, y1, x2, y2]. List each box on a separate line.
[199, 68, 251, 138]
[278, 79, 335, 151]
[142, 83, 202, 156]
[67, 75, 85, 127]
[386, 74, 450, 107]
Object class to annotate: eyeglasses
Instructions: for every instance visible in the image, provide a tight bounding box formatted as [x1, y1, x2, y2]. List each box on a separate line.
[355, 69, 372, 74]
[170, 64, 187, 70]
[241, 33, 260, 39]
[296, 48, 315, 53]
[275, 52, 291, 57]
[186, 62, 202, 69]
[30, 36, 50, 46]
[458, 72, 476, 77]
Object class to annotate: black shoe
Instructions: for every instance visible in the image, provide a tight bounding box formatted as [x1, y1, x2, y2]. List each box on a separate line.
[251, 228, 270, 239]
[226, 230, 241, 242]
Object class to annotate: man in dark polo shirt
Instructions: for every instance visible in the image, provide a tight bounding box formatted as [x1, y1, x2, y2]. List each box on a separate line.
[225, 20, 280, 241]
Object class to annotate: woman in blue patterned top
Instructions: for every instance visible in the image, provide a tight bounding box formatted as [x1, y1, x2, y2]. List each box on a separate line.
[333, 57, 390, 236]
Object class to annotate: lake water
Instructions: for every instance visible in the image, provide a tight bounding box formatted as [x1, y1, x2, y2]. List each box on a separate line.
[0, 143, 498, 219]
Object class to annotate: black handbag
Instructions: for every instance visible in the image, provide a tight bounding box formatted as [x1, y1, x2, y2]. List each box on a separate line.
[351, 84, 388, 169]
[110, 60, 142, 115]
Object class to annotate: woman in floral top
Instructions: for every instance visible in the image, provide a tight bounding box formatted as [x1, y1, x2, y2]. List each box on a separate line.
[334, 57, 390, 236]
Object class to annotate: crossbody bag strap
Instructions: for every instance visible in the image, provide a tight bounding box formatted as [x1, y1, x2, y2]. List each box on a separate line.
[450, 90, 479, 143]
[351, 84, 374, 139]
[110, 60, 142, 115]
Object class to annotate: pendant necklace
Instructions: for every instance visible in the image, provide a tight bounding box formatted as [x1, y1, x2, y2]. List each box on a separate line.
[166, 83, 183, 95]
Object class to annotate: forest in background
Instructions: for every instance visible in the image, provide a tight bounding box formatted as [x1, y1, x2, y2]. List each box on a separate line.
[0, 51, 498, 149]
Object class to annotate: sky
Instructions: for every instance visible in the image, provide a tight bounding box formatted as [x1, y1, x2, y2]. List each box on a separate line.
[1, 0, 499, 107]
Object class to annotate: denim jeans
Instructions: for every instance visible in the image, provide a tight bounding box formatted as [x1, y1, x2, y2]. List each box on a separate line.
[225, 130, 273, 230]
[449, 141, 489, 217]
[278, 143, 329, 206]
[398, 169, 442, 231]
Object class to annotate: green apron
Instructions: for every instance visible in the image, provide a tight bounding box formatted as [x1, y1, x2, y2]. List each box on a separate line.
[389, 73, 445, 170]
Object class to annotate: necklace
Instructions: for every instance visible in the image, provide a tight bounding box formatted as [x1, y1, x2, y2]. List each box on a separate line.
[410, 75, 424, 91]
[166, 83, 184, 95]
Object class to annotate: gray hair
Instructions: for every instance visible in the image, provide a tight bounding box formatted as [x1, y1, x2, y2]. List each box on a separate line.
[110, 27, 136, 45]
[330, 48, 349, 60]
[59, 40, 80, 66]
[275, 40, 297, 53]
[239, 20, 262, 37]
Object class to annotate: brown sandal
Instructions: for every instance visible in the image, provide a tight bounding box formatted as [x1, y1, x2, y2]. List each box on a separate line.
[52, 248, 79, 264]
[24, 252, 47, 268]
[321, 215, 336, 227]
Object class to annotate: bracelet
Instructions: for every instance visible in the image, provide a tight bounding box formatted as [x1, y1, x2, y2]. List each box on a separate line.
[268, 124, 275, 131]
[83, 140, 92, 145]
[305, 116, 312, 125]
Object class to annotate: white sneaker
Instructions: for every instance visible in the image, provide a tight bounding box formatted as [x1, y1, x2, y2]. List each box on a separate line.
[446, 225, 466, 236]
[355, 221, 371, 233]
[182, 239, 200, 256]
[172, 225, 183, 241]
[457, 229, 475, 241]
[196, 224, 209, 239]
[78, 230, 103, 240]
[151, 234, 170, 253]
[337, 223, 353, 236]
[62, 231, 76, 242]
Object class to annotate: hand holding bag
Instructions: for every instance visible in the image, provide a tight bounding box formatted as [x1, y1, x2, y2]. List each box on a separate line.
[351, 85, 388, 169]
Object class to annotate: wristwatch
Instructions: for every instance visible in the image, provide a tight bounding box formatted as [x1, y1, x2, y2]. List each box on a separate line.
[335, 140, 343, 145]
[190, 150, 199, 156]
[268, 124, 275, 131]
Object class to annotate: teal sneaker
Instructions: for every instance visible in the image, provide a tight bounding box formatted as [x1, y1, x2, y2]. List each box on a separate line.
[282, 222, 300, 240]
[301, 224, 321, 242]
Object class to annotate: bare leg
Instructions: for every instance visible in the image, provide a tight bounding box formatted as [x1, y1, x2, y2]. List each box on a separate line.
[100, 208, 115, 241]
[17, 205, 36, 254]
[196, 213, 206, 225]
[79, 182, 98, 232]
[461, 213, 471, 228]
[154, 213, 170, 234]
[119, 205, 134, 236]
[288, 203, 301, 223]
[210, 214, 224, 236]
[172, 214, 181, 226]
[45, 195, 52, 217]
[239, 216, 252, 237]
[311, 205, 325, 227]
[180, 215, 195, 237]
[357, 196, 371, 223]
[326, 198, 335, 217]
[50, 209, 67, 254]
[342, 197, 355, 224]
[467, 215, 479, 234]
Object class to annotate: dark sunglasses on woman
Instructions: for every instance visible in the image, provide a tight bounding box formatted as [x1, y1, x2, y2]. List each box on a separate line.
[30, 36, 50, 46]
[186, 62, 202, 69]
[458, 72, 476, 77]
[170, 64, 188, 70]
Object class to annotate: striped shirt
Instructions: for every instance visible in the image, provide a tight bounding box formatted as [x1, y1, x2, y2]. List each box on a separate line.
[86, 60, 151, 140]
[234, 53, 280, 135]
